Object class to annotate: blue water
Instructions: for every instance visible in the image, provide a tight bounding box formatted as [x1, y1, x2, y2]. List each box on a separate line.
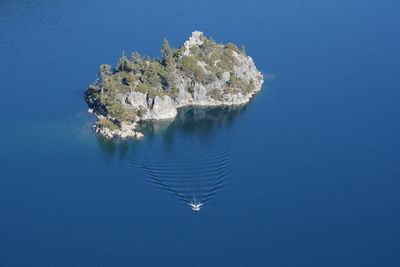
[1, 0, 400, 265]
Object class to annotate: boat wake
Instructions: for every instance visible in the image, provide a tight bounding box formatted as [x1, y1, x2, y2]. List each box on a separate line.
[127, 137, 231, 211]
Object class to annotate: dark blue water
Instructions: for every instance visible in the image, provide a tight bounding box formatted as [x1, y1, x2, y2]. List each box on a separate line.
[1, 0, 400, 265]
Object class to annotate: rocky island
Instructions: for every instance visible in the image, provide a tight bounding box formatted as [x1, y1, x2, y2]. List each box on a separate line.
[85, 31, 264, 139]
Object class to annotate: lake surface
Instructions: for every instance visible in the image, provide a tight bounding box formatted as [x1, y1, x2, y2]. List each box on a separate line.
[1, 0, 400, 265]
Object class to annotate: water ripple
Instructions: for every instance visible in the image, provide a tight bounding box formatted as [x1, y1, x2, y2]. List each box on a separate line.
[127, 137, 233, 211]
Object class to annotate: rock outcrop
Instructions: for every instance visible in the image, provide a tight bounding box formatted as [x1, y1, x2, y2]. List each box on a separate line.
[85, 31, 264, 139]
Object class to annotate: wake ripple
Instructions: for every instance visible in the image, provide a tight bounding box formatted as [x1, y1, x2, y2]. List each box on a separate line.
[126, 137, 233, 211]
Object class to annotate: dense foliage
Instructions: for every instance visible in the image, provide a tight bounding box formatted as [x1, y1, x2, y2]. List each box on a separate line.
[85, 34, 251, 127]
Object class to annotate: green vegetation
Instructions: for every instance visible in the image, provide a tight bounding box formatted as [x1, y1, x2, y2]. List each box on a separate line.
[225, 43, 240, 53]
[188, 85, 195, 93]
[85, 33, 255, 129]
[228, 76, 247, 89]
[95, 118, 118, 131]
[137, 107, 148, 117]
[148, 88, 166, 99]
[245, 79, 256, 94]
[207, 88, 223, 101]
[166, 87, 179, 97]
[178, 56, 206, 83]
[85, 84, 101, 107]
[223, 87, 239, 94]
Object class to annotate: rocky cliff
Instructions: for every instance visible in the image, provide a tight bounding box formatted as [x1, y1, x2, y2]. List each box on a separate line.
[85, 31, 264, 138]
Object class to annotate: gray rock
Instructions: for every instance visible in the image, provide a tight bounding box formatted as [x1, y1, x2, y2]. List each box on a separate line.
[88, 31, 264, 139]
[146, 95, 177, 120]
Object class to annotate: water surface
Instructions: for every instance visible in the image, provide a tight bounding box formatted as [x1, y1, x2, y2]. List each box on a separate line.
[0, 0, 399, 266]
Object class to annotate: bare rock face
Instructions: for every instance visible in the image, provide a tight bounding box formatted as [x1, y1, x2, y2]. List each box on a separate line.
[93, 121, 143, 140]
[85, 31, 264, 139]
[146, 96, 178, 120]
[232, 51, 263, 90]
[182, 31, 204, 56]
[126, 91, 147, 107]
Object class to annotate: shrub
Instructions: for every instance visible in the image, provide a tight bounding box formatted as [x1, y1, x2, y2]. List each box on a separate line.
[148, 88, 165, 99]
[85, 85, 100, 107]
[223, 87, 238, 94]
[217, 59, 233, 71]
[96, 118, 118, 131]
[173, 47, 184, 58]
[215, 70, 224, 79]
[166, 87, 179, 97]
[143, 64, 161, 87]
[193, 69, 206, 83]
[179, 56, 206, 83]
[205, 73, 216, 83]
[189, 46, 202, 57]
[204, 65, 220, 74]
[135, 83, 150, 93]
[188, 85, 195, 93]
[207, 88, 223, 101]
[244, 83, 255, 94]
[201, 37, 217, 54]
[115, 56, 135, 72]
[180, 56, 197, 70]
[225, 43, 240, 53]
[122, 73, 137, 85]
[208, 52, 220, 63]
[228, 76, 246, 89]
[137, 107, 148, 117]
[106, 100, 125, 120]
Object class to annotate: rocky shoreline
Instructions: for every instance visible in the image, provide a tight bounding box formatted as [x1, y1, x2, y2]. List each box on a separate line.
[85, 31, 264, 139]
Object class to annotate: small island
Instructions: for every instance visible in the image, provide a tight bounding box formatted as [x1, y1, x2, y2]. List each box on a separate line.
[85, 31, 264, 139]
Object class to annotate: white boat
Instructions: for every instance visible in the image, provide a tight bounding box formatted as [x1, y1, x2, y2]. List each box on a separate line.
[188, 202, 204, 211]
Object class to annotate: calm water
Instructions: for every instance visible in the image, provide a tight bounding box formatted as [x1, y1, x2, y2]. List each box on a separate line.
[1, 0, 400, 265]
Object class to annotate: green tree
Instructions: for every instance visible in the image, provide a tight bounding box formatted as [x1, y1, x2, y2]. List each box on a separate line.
[161, 39, 173, 65]
[96, 118, 118, 131]
[115, 56, 134, 72]
[85, 85, 100, 108]
[130, 52, 143, 64]
[241, 45, 246, 55]
[143, 63, 160, 87]
[98, 64, 112, 77]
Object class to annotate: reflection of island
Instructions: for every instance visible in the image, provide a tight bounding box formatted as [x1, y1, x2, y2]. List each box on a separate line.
[96, 136, 132, 160]
[96, 103, 249, 158]
[96, 103, 250, 211]
[85, 31, 263, 139]
[130, 105, 243, 211]
[137, 103, 249, 145]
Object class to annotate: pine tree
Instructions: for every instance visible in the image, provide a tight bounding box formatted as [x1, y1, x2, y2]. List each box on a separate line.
[161, 39, 173, 64]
